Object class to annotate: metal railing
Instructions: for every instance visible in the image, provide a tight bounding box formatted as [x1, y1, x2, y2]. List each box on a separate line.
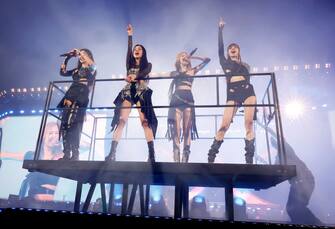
[34, 73, 286, 165]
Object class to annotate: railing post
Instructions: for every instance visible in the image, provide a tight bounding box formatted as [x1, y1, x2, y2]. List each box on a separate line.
[34, 82, 54, 160]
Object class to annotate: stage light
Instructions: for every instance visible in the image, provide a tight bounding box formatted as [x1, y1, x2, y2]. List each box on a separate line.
[274, 66, 279, 71]
[39, 110, 43, 113]
[215, 69, 221, 74]
[23, 88, 27, 93]
[311, 106, 317, 110]
[194, 195, 205, 203]
[284, 99, 305, 120]
[11, 88, 15, 93]
[31, 110, 36, 114]
[44, 87, 48, 91]
[37, 87, 41, 92]
[54, 110, 59, 113]
[20, 110, 25, 114]
[205, 70, 210, 75]
[252, 67, 258, 72]
[315, 64, 320, 69]
[283, 66, 289, 71]
[17, 88, 21, 93]
[64, 86, 68, 90]
[152, 193, 162, 203]
[325, 63, 331, 68]
[9, 111, 13, 114]
[304, 64, 310, 70]
[292, 65, 298, 70]
[94, 108, 99, 112]
[322, 104, 327, 108]
[234, 197, 245, 206]
[31, 88, 35, 92]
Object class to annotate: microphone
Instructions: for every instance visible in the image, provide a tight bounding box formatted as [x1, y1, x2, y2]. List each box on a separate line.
[189, 48, 198, 56]
[60, 50, 76, 57]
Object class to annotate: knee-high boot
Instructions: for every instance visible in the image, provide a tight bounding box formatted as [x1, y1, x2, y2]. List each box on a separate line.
[208, 138, 223, 163]
[244, 138, 255, 164]
[105, 141, 118, 161]
[147, 141, 155, 163]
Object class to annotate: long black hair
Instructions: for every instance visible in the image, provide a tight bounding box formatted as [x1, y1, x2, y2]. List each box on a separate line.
[77, 48, 97, 86]
[128, 44, 149, 71]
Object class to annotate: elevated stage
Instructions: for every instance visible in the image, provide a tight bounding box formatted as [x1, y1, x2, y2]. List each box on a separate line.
[23, 160, 296, 220]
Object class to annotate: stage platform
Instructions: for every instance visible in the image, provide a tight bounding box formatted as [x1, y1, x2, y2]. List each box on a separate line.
[23, 160, 296, 220]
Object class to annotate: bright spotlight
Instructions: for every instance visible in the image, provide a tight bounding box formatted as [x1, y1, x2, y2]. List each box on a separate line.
[284, 100, 305, 120]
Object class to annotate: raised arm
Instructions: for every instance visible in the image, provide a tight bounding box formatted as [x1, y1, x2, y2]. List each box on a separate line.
[60, 56, 76, 77]
[191, 56, 211, 74]
[218, 17, 227, 68]
[126, 24, 133, 70]
[136, 63, 152, 80]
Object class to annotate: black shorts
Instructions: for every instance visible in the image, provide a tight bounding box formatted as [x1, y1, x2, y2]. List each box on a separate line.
[227, 81, 255, 105]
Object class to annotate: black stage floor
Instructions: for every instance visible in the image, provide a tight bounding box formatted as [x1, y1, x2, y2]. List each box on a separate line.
[23, 160, 296, 220]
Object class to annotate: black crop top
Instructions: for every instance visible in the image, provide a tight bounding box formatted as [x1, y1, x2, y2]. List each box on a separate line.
[218, 28, 250, 84]
[60, 57, 96, 86]
[170, 57, 211, 87]
[170, 71, 194, 87]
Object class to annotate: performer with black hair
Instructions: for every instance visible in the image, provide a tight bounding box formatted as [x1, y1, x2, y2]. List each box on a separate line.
[58, 48, 96, 160]
[105, 24, 157, 162]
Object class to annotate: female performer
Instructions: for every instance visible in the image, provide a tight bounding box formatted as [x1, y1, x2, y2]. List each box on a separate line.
[105, 24, 157, 162]
[58, 48, 96, 160]
[167, 50, 210, 162]
[208, 18, 256, 164]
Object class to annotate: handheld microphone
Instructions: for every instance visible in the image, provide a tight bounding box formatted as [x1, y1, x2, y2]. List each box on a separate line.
[60, 50, 76, 57]
[189, 48, 198, 56]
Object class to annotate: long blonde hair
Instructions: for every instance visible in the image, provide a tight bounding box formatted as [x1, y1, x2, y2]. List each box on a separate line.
[175, 52, 191, 72]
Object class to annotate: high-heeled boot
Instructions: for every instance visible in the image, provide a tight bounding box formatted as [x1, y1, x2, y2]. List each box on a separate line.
[147, 141, 155, 163]
[244, 138, 255, 164]
[105, 141, 118, 161]
[182, 145, 191, 163]
[208, 138, 223, 163]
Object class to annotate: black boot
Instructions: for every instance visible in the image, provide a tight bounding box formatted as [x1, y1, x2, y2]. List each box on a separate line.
[182, 145, 190, 163]
[105, 141, 118, 161]
[244, 138, 255, 164]
[59, 140, 71, 160]
[208, 138, 223, 163]
[147, 141, 155, 163]
[70, 148, 79, 161]
[59, 151, 71, 160]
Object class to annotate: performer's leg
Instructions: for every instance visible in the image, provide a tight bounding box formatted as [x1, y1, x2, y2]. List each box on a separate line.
[244, 96, 256, 164]
[59, 101, 73, 160]
[182, 108, 192, 163]
[137, 102, 155, 162]
[172, 109, 182, 162]
[106, 100, 132, 161]
[70, 121, 84, 161]
[208, 101, 236, 163]
[61, 130, 71, 160]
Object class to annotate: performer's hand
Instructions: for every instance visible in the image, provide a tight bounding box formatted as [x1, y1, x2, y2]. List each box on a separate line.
[127, 24, 133, 36]
[219, 17, 225, 29]
[125, 75, 132, 83]
[63, 99, 72, 107]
